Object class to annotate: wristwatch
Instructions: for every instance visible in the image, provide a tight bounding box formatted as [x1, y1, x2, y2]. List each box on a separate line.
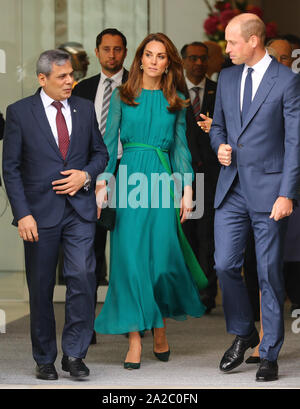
[83, 171, 91, 191]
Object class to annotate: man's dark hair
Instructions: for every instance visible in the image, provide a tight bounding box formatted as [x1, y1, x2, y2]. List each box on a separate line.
[96, 28, 127, 49]
[180, 42, 208, 58]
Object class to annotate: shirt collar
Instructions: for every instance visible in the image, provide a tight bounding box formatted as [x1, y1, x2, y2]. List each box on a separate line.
[185, 75, 206, 91]
[40, 88, 69, 110]
[243, 50, 272, 75]
[100, 67, 124, 85]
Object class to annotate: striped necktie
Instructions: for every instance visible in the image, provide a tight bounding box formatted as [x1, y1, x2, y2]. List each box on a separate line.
[100, 78, 113, 135]
[191, 87, 201, 121]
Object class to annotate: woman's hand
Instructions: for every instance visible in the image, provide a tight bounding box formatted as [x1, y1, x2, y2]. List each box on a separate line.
[95, 180, 108, 219]
[180, 185, 193, 223]
[197, 114, 212, 133]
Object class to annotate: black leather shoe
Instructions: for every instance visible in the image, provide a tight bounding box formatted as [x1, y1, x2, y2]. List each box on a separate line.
[61, 355, 90, 378]
[220, 329, 260, 372]
[36, 363, 58, 380]
[256, 359, 278, 382]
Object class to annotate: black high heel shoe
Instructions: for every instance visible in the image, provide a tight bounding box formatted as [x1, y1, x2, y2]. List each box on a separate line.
[153, 349, 170, 362]
[124, 361, 141, 370]
[152, 328, 171, 362]
[124, 348, 142, 370]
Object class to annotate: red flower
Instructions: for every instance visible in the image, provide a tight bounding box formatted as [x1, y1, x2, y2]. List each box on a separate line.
[204, 15, 221, 36]
[220, 9, 240, 28]
[266, 22, 278, 39]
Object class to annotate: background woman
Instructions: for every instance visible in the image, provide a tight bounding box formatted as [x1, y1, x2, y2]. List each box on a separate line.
[94, 33, 207, 369]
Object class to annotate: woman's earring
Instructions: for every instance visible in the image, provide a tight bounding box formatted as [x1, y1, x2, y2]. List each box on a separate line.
[165, 67, 169, 74]
[140, 64, 143, 70]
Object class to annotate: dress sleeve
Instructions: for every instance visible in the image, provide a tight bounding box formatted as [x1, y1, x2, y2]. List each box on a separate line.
[169, 106, 194, 189]
[97, 88, 121, 182]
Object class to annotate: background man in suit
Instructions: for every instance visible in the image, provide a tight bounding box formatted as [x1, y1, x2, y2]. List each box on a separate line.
[180, 42, 219, 313]
[2, 49, 108, 380]
[73, 28, 128, 344]
[203, 40, 225, 82]
[210, 13, 300, 381]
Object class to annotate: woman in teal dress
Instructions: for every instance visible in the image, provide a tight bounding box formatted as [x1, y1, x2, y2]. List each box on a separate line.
[94, 33, 207, 369]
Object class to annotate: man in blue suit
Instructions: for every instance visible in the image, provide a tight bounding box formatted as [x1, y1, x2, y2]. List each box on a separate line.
[2, 49, 108, 380]
[210, 13, 300, 381]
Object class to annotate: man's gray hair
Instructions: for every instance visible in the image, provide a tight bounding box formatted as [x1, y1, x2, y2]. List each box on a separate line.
[36, 49, 71, 76]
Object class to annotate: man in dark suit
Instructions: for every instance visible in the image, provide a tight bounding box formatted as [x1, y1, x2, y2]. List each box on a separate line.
[2, 49, 108, 380]
[180, 42, 219, 313]
[210, 13, 300, 381]
[73, 28, 128, 343]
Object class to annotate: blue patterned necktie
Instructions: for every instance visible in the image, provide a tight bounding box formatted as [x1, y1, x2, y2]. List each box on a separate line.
[241, 67, 254, 125]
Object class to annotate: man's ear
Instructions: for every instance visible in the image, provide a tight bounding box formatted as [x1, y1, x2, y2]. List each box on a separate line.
[250, 35, 259, 49]
[38, 73, 47, 87]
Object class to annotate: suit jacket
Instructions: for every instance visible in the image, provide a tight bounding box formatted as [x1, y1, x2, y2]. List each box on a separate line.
[2, 90, 109, 228]
[185, 77, 220, 190]
[72, 69, 129, 102]
[210, 58, 300, 212]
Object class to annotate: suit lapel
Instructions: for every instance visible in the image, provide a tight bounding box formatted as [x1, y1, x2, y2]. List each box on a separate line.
[67, 96, 79, 159]
[201, 79, 216, 117]
[239, 58, 279, 134]
[234, 66, 244, 136]
[31, 91, 63, 159]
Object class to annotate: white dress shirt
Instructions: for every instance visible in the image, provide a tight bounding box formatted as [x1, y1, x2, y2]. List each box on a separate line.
[95, 68, 124, 159]
[240, 50, 272, 110]
[185, 76, 207, 110]
[40, 88, 72, 145]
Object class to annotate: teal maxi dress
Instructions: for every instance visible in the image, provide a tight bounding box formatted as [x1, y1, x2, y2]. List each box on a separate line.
[94, 88, 207, 334]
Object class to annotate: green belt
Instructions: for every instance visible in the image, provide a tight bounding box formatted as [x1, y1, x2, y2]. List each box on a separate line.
[123, 142, 208, 290]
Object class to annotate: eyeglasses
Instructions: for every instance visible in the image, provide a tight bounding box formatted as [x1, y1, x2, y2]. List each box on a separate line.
[279, 55, 292, 63]
[185, 55, 208, 63]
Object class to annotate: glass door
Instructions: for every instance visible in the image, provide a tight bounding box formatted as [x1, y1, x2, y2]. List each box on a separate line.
[0, 0, 148, 302]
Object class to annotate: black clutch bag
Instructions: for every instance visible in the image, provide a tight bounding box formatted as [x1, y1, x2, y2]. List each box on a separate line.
[97, 207, 116, 231]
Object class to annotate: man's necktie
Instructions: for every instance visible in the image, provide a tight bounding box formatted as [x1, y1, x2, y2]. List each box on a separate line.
[100, 78, 113, 136]
[52, 101, 70, 159]
[241, 67, 254, 125]
[191, 87, 201, 122]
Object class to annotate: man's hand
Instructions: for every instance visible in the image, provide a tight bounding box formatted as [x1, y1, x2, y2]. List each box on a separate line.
[218, 144, 232, 166]
[52, 170, 86, 196]
[95, 181, 108, 219]
[18, 215, 39, 242]
[270, 197, 293, 221]
[197, 114, 213, 133]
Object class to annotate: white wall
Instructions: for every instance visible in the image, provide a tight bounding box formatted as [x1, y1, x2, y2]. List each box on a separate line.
[150, 0, 208, 53]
